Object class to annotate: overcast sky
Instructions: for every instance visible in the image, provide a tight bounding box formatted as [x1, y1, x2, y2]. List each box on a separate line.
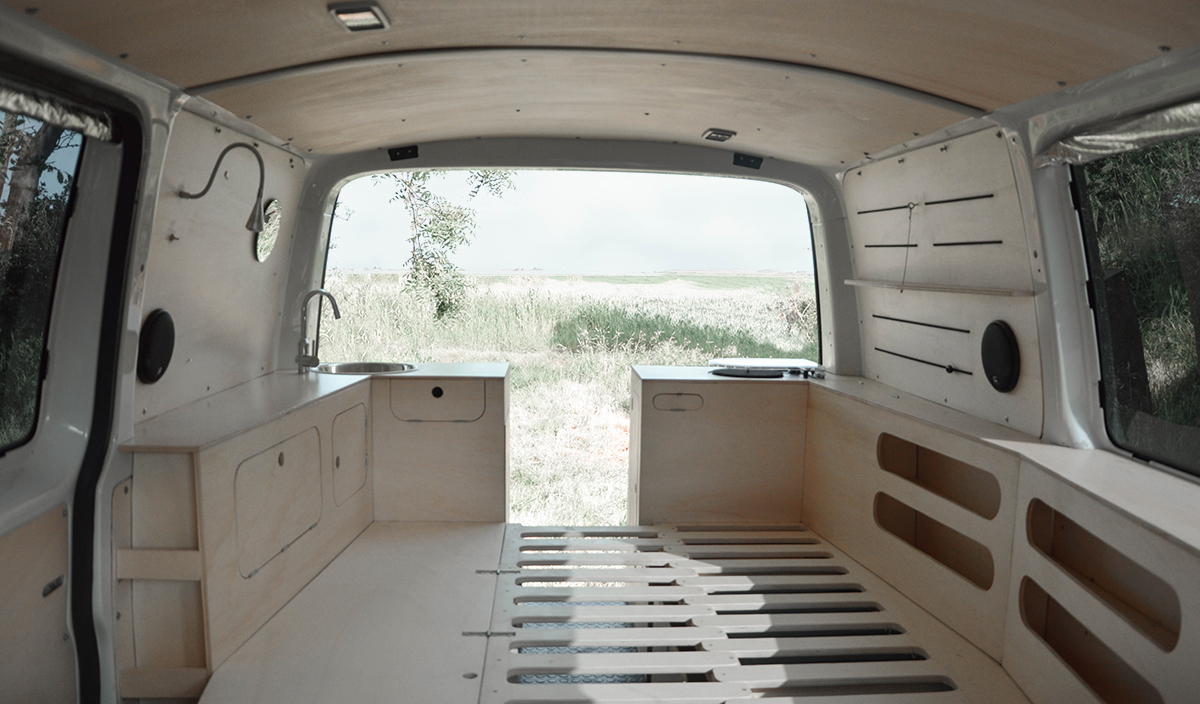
[328, 169, 813, 275]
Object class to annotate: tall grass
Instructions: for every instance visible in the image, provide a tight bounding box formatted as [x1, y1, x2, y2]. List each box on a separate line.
[320, 271, 817, 524]
[1084, 135, 1200, 427]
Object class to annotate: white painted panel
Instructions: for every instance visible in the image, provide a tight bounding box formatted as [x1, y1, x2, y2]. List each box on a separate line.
[0, 507, 74, 702]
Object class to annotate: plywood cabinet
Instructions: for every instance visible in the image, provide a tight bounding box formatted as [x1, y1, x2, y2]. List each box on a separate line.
[114, 373, 373, 697]
[629, 366, 807, 525]
[372, 363, 509, 522]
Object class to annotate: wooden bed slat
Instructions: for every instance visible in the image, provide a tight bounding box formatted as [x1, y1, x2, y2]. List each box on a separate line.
[509, 650, 738, 675]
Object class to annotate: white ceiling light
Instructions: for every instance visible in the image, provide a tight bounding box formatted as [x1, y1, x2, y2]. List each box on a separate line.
[329, 2, 390, 32]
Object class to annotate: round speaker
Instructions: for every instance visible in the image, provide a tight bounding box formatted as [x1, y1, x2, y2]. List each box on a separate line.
[137, 309, 175, 384]
[981, 320, 1019, 392]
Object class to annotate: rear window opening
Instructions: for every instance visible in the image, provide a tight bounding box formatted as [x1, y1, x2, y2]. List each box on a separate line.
[321, 169, 818, 524]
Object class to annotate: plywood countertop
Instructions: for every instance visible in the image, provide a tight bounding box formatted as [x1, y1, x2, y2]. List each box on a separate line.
[122, 372, 366, 452]
[633, 365, 812, 383]
[122, 363, 509, 452]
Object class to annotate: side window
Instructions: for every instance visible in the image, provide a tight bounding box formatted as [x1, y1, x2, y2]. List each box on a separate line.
[1075, 135, 1200, 475]
[0, 108, 83, 451]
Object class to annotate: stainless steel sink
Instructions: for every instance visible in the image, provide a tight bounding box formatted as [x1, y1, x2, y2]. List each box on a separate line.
[314, 362, 418, 375]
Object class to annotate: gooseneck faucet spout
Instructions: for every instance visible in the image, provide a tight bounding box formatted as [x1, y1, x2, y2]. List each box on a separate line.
[296, 288, 341, 373]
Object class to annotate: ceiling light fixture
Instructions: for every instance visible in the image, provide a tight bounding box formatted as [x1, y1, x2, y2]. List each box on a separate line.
[703, 128, 736, 142]
[329, 2, 390, 32]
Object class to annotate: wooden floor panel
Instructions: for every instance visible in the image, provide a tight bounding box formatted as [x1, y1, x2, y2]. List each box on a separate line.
[198, 521, 505, 704]
[199, 522, 1030, 703]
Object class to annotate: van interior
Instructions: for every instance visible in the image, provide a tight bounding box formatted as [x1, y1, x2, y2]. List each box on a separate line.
[1, 3, 1200, 703]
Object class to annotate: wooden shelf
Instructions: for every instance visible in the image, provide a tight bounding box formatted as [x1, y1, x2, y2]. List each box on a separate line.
[845, 278, 1034, 297]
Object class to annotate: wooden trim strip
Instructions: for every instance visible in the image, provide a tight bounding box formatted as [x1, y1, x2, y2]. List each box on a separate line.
[115, 549, 202, 581]
[513, 604, 715, 624]
[845, 278, 1033, 297]
[119, 668, 209, 699]
[502, 681, 750, 702]
[509, 626, 726, 648]
[509, 650, 738, 675]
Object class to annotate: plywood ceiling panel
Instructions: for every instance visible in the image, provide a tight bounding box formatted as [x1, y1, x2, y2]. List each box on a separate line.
[202, 50, 973, 165]
[7, 1, 1199, 162]
[9, 1, 1198, 108]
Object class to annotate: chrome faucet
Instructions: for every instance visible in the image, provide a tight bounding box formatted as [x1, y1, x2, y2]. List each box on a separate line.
[296, 288, 341, 373]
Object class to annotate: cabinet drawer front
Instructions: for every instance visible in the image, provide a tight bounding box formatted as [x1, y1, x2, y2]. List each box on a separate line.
[389, 379, 486, 421]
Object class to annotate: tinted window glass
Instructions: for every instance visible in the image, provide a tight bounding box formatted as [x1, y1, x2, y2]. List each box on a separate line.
[1076, 135, 1200, 475]
[0, 109, 82, 451]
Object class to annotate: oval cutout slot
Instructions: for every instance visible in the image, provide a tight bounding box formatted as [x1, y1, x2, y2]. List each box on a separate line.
[877, 434, 1001, 519]
[653, 393, 703, 411]
[874, 492, 994, 590]
[1020, 577, 1163, 704]
[1027, 499, 1180, 651]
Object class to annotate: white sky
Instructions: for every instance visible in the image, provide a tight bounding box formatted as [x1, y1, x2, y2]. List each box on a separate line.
[328, 170, 813, 275]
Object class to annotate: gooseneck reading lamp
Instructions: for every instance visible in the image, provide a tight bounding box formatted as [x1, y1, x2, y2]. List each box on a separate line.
[179, 142, 266, 233]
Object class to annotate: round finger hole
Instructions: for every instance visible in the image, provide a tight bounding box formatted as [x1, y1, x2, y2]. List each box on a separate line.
[431, 386, 444, 398]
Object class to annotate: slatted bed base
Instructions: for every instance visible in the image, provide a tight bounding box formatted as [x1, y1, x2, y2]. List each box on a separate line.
[482, 524, 1028, 703]
[199, 522, 1030, 703]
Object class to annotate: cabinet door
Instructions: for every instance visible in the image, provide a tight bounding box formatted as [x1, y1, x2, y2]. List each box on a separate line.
[389, 379, 486, 421]
[332, 404, 368, 506]
[234, 428, 322, 577]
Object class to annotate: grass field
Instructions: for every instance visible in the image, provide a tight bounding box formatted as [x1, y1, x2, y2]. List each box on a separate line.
[319, 271, 818, 525]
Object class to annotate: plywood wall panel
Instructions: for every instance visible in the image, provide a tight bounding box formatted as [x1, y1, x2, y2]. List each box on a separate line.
[0, 506, 74, 704]
[844, 127, 1043, 436]
[803, 385, 1019, 659]
[857, 286, 1043, 437]
[136, 109, 306, 419]
[1003, 461, 1200, 704]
